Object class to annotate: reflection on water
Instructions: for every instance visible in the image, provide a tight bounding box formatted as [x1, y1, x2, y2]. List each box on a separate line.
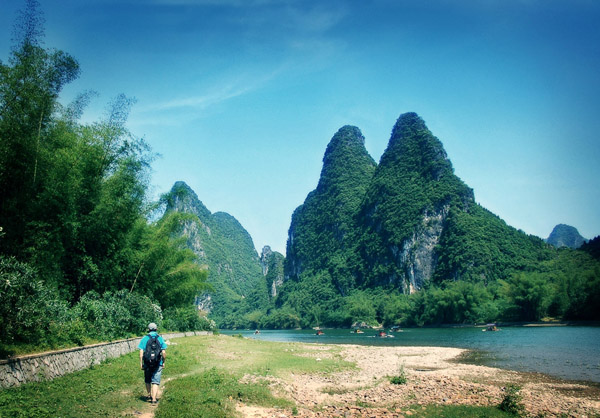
[222, 326, 600, 383]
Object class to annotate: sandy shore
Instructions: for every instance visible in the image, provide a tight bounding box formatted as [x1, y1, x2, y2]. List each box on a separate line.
[237, 344, 600, 418]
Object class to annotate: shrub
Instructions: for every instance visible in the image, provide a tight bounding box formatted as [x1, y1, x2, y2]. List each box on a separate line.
[48, 319, 88, 347]
[498, 384, 525, 416]
[103, 290, 163, 334]
[72, 290, 163, 341]
[163, 305, 216, 332]
[0, 257, 60, 346]
[389, 363, 407, 385]
[0, 254, 198, 355]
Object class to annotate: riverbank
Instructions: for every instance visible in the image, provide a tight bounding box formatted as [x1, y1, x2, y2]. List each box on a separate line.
[0, 334, 598, 417]
[236, 342, 600, 418]
[225, 326, 600, 383]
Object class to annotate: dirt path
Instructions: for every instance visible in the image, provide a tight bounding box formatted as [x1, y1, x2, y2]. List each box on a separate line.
[127, 339, 184, 418]
[236, 344, 600, 418]
[128, 382, 165, 418]
[128, 360, 190, 417]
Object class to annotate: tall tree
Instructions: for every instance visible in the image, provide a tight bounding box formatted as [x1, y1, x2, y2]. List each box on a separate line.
[0, 0, 79, 256]
[0, 2, 157, 300]
[129, 212, 211, 309]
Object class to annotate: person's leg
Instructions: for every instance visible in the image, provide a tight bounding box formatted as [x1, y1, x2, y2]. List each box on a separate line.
[150, 366, 163, 403]
[144, 369, 152, 400]
[151, 383, 159, 402]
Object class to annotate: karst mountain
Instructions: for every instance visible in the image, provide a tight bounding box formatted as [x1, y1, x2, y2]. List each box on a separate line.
[165, 113, 599, 327]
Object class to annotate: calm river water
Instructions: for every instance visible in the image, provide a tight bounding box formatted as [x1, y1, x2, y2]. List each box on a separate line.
[222, 326, 600, 383]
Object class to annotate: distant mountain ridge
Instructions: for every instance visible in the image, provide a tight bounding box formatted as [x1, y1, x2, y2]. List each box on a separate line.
[546, 224, 586, 249]
[162, 181, 280, 324]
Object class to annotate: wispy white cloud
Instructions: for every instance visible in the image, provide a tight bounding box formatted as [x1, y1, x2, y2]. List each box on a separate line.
[125, 0, 350, 124]
[147, 0, 348, 36]
[148, 0, 290, 6]
[285, 3, 347, 34]
[152, 83, 253, 111]
[138, 67, 283, 117]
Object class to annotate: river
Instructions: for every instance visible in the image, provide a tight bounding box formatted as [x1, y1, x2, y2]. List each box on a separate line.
[222, 326, 600, 383]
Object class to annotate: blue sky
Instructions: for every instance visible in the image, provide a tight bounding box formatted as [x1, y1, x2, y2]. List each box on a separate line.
[2, 0, 599, 254]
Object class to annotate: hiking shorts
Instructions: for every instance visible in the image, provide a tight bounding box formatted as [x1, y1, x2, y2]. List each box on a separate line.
[144, 365, 163, 385]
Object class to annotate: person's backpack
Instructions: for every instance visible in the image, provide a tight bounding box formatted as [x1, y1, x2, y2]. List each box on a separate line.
[143, 335, 162, 368]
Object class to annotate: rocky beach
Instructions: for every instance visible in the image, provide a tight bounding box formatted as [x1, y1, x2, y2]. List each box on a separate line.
[237, 344, 600, 418]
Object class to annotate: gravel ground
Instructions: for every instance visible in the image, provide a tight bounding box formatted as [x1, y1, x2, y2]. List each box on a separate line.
[237, 344, 600, 418]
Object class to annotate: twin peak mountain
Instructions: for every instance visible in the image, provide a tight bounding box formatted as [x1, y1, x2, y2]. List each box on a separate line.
[163, 112, 552, 314]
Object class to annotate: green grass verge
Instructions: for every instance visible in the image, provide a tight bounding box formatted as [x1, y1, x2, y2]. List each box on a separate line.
[0, 335, 348, 417]
[0, 354, 145, 417]
[155, 367, 292, 418]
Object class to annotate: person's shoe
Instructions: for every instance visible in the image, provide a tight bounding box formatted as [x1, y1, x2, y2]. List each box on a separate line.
[151, 400, 158, 406]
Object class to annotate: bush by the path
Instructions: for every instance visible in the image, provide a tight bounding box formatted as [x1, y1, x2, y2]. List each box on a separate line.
[0, 256, 213, 357]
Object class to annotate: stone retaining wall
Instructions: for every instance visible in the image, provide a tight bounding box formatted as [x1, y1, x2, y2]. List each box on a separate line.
[0, 331, 211, 389]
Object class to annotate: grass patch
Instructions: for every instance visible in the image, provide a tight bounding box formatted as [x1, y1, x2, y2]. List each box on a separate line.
[389, 374, 407, 385]
[155, 367, 291, 417]
[412, 404, 517, 417]
[203, 336, 352, 377]
[389, 362, 408, 385]
[0, 355, 147, 418]
[498, 384, 526, 417]
[0, 334, 351, 418]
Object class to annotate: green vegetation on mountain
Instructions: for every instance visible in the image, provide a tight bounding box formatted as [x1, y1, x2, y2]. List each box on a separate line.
[161, 181, 272, 328]
[286, 125, 376, 293]
[354, 112, 475, 289]
[266, 126, 377, 328]
[581, 236, 600, 260]
[260, 113, 600, 329]
[434, 204, 555, 284]
[261, 245, 285, 298]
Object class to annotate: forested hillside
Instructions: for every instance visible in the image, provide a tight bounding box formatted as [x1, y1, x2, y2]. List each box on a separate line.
[160, 181, 274, 328]
[285, 126, 376, 291]
[261, 245, 285, 298]
[354, 112, 477, 290]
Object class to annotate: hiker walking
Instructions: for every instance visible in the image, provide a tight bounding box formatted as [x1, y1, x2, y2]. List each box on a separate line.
[139, 322, 167, 405]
